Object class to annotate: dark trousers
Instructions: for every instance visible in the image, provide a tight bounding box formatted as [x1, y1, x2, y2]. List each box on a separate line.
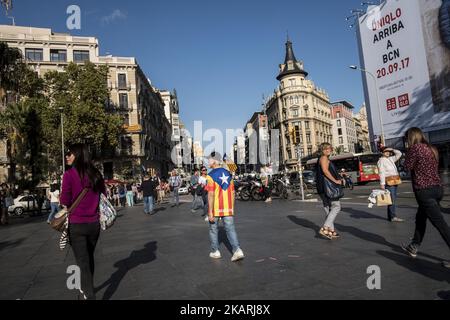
[69, 222, 100, 300]
[412, 186, 450, 251]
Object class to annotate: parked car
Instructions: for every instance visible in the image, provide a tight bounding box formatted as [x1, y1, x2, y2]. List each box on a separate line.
[288, 171, 316, 187]
[178, 186, 190, 195]
[8, 194, 50, 217]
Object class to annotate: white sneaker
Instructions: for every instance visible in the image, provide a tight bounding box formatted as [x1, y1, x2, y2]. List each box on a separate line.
[231, 248, 245, 262]
[209, 250, 221, 259]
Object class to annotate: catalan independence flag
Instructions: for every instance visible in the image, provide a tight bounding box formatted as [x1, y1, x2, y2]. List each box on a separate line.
[205, 167, 235, 217]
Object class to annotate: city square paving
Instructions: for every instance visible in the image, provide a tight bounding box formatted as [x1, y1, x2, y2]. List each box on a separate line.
[0, 182, 449, 300]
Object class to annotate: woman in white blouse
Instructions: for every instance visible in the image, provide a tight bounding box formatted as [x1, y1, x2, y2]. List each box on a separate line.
[377, 147, 404, 222]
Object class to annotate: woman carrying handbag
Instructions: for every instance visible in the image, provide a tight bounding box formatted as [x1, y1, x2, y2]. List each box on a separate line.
[60, 144, 106, 300]
[377, 147, 404, 222]
[316, 143, 345, 240]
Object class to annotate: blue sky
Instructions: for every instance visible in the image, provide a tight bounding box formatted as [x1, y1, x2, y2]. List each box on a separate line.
[1, 0, 367, 141]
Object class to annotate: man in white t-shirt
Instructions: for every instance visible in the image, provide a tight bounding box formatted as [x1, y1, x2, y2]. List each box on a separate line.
[47, 184, 60, 224]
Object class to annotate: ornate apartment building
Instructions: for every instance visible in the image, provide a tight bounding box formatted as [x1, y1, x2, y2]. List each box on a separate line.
[265, 39, 333, 171]
[0, 25, 173, 180]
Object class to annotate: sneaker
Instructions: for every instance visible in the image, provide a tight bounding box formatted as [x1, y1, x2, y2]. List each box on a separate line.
[402, 243, 418, 258]
[209, 251, 221, 259]
[391, 217, 404, 222]
[442, 261, 450, 269]
[231, 248, 245, 262]
[191, 209, 196, 213]
[204, 216, 209, 222]
[265, 198, 272, 203]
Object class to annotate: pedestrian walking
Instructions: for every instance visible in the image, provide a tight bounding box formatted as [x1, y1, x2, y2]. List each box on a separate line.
[112, 186, 119, 207]
[378, 147, 404, 222]
[206, 152, 245, 262]
[47, 183, 60, 224]
[260, 165, 272, 203]
[60, 144, 106, 300]
[157, 178, 165, 204]
[190, 169, 201, 213]
[141, 175, 155, 215]
[316, 143, 344, 240]
[126, 183, 134, 207]
[132, 183, 138, 204]
[169, 170, 182, 207]
[401, 128, 450, 269]
[199, 166, 209, 221]
[119, 184, 126, 207]
[0, 188, 7, 226]
[36, 190, 45, 215]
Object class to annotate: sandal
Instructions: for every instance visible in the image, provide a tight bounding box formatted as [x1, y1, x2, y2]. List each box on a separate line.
[329, 230, 340, 239]
[319, 227, 333, 240]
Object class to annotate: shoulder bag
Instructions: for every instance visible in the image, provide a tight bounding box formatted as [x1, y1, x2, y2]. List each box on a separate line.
[323, 161, 344, 200]
[99, 193, 117, 231]
[50, 188, 89, 232]
[324, 178, 344, 200]
[385, 158, 402, 186]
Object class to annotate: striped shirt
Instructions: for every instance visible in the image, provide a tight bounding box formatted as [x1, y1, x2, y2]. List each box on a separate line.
[205, 168, 235, 217]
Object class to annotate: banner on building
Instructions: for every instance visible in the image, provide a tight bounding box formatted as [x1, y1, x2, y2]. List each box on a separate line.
[357, 0, 450, 141]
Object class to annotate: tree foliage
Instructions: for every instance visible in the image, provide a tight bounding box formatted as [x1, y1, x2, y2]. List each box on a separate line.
[0, 42, 124, 188]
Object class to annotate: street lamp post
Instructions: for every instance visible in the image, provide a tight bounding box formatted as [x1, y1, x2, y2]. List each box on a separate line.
[59, 107, 65, 173]
[296, 144, 305, 201]
[349, 65, 385, 146]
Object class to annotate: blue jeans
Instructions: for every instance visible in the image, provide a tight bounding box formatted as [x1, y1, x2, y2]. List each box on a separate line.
[126, 191, 134, 207]
[47, 202, 59, 222]
[144, 196, 154, 214]
[172, 187, 179, 206]
[209, 216, 240, 253]
[386, 185, 398, 220]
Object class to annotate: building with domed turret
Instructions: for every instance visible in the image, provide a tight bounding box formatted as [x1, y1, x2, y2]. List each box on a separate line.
[265, 38, 333, 171]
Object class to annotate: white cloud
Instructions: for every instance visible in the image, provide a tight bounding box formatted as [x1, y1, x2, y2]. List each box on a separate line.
[101, 9, 127, 25]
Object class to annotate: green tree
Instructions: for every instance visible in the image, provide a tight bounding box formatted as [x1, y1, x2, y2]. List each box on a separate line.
[0, 41, 23, 103]
[42, 62, 124, 171]
[0, 42, 47, 189]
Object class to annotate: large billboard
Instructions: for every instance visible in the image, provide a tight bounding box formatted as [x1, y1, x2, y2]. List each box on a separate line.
[357, 0, 450, 142]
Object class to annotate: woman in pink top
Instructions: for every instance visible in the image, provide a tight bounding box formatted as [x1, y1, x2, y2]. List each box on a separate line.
[61, 144, 105, 299]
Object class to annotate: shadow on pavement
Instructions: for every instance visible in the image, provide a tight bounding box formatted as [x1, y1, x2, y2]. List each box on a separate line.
[287, 215, 322, 239]
[218, 228, 233, 254]
[376, 250, 450, 285]
[0, 238, 25, 252]
[437, 290, 450, 300]
[342, 208, 387, 221]
[153, 207, 166, 214]
[335, 223, 445, 262]
[3, 214, 48, 227]
[96, 241, 158, 300]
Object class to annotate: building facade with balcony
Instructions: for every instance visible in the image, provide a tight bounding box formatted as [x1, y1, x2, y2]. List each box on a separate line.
[353, 104, 372, 153]
[265, 39, 333, 171]
[331, 101, 358, 154]
[160, 89, 183, 168]
[0, 25, 173, 180]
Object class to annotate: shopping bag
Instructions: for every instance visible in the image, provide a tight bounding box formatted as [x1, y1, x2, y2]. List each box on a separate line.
[376, 191, 392, 206]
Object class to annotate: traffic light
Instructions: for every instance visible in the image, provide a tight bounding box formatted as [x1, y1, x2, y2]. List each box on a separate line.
[289, 125, 301, 145]
[289, 125, 299, 144]
[294, 126, 301, 144]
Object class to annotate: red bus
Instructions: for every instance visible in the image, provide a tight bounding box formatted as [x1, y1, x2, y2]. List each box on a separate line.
[306, 153, 380, 184]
